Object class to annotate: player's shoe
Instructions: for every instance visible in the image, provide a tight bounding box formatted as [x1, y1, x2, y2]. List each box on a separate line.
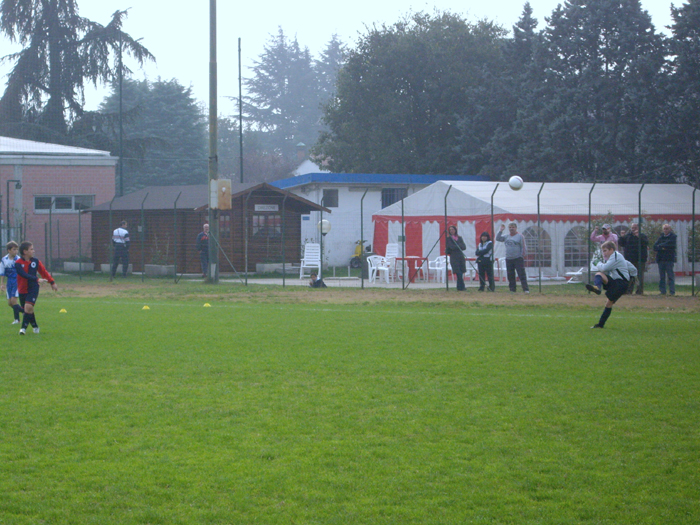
[33, 327, 40, 334]
[19, 328, 25, 335]
[590, 324, 604, 329]
[12, 319, 19, 324]
[585, 284, 602, 295]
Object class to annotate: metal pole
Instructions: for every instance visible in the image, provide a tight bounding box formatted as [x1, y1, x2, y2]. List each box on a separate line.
[401, 198, 405, 290]
[208, 0, 219, 283]
[118, 32, 124, 197]
[141, 192, 149, 282]
[587, 182, 596, 282]
[320, 197, 325, 279]
[174, 191, 181, 283]
[245, 191, 252, 285]
[48, 199, 54, 271]
[638, 183, 645, 293]
[78, 210, 82, 281]
[537, 182, 544, 293]
[693, 187, 697, 297]
[444, 185, 452, 291]
[238, 37, 244, 184]
[108, 196, 116, 281]
[360, 188, 368, 289]
[280, 194, 288, 287]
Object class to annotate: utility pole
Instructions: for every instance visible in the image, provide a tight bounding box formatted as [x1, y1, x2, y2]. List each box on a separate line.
[208, 0, 219, 283]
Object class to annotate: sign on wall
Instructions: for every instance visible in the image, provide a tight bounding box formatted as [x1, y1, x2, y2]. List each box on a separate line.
[254, 204, 279, 212]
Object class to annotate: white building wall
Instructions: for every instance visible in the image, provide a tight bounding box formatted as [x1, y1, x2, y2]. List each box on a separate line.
[291, 184, 429, 267]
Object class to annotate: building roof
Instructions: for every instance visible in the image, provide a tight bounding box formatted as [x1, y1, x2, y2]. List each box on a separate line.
[0, 136, 112, 157]
[87, 183, 331, 213]
[272, 172, 487, 190]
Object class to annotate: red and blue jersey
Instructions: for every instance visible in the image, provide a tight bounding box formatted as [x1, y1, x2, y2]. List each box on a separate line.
[15, 257, 54, 294]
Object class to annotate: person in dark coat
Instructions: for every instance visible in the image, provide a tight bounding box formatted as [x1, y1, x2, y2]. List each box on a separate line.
[475, 231, 495, 292]
[618, 223, 648, 294]
[446, 225, 467, 291]
[653, 224, 677, 296]
[195, 223, 209, 278]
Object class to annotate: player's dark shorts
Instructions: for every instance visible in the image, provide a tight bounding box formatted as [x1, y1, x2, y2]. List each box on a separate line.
[603, 278, 628, 303]
[19, 288, 39, 307]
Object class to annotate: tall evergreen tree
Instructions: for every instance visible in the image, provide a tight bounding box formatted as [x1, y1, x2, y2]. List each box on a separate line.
[315, 34, 346, 105]
[314, 11, 507, 174]
[663, 0, 700, 185]
[244, 28, 321, 160]
[511, 0, 666, 182]
[0, 4, 153, 138]
[98, 78, 207, 191]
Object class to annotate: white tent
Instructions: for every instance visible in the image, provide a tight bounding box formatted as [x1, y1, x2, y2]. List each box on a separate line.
[372, 181, 700, 276]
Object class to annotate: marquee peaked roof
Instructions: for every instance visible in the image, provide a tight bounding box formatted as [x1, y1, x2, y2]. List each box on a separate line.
[374, 181, 700, 220]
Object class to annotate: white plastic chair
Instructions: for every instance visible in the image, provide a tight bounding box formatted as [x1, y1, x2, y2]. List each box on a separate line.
[383, 243, 400, 281]
[428, 255, 452, 283]
[565, 268, 585, 283]
[299, 243, 321, 278]
[365, 255, 384, 283]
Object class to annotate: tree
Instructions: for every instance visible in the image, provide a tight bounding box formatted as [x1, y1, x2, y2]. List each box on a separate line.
[314, 11, 508, 174]
[662, 0, 700, 185]
[98, 78, 207, 191]
[244, 28, 322, 160]
[315, 34, 346, 105]
[0, 3, 153, 137]
[508, 0, 667, 182]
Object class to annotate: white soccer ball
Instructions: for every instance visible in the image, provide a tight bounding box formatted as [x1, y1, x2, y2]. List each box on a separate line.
[508, 175, 524, 191]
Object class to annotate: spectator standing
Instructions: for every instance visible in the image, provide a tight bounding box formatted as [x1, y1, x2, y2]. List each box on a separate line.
[653, 224, 677, 296]
[496, 223, 529, 293]
[590, 223, 619, 246]
[196, 223, 210, 278]
[445, 225, 467, 291]
[475, 231, 495, 292]
[618, 223, 648, 294]
[111, 220, 130, 278]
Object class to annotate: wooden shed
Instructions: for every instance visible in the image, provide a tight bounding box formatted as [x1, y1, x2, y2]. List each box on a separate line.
[88, 183, 329, 274]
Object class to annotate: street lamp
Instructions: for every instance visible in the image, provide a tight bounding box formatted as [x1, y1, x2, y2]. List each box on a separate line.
[317, 219, 331, 278]
[6, 179, 22, 242]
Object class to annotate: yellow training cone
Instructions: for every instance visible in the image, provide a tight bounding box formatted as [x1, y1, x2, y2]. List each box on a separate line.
[142, 305, 150, 310]
[59, 309, 67, 313]
[203, 303, 211, 307]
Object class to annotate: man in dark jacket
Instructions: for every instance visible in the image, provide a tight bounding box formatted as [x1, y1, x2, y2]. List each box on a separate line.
[196, 223, 209, 278]
[653, 224, 677, 296]
[618, 223, 648, 294]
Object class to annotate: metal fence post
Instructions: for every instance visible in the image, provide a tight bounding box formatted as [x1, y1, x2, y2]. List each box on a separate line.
[444, 185, 452, 291]
[174, 191, 181, 283]
[360, 188, 369, 289]
[537, 182, 545, 292]
[140, 193, 149, 282]
[587, 183, 596, 282]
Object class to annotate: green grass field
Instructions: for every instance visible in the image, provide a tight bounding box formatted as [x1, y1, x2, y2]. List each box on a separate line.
[1, 279, 698, 524]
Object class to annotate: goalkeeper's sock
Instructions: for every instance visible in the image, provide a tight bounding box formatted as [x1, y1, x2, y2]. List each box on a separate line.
[598, 307, 612, 327]
[593, 275, 604, 289]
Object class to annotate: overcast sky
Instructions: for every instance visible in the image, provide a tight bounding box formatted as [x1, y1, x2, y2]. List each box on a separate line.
[1, 0, 677, 116]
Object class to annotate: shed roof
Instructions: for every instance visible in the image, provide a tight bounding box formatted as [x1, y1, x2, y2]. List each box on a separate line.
[87, 183, 330, 213]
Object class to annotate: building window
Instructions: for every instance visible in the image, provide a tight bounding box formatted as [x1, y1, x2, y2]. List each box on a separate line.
[522, 226, 552, 267]
[381, 188, 408, 208]
[252, 214, 281, 239]
[565, 226, 589, 267]
[322, 189, 338, 208]
[34, 195, 94, 213]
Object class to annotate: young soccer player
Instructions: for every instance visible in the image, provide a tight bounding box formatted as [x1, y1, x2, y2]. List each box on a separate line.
[14, 241, 58, 335]
[585, 240, 637, 329]
[0, 241, 23, 324]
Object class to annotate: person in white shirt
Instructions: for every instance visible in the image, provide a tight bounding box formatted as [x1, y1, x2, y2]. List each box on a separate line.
[111, 220, 130, 277]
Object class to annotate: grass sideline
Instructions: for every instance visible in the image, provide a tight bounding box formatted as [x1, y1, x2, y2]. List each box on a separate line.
[0, 279, 698, 524]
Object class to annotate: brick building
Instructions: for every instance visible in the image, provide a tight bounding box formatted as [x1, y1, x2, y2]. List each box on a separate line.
[0, 136, 116, 265]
